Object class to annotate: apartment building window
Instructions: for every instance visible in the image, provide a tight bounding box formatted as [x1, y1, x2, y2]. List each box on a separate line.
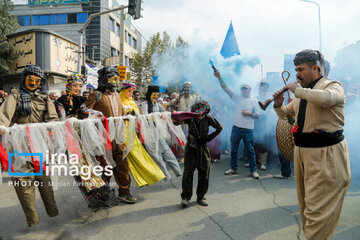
[133, 38, 137, 49]
[109, 18, 115, 32]
[40, 15, 50, 25]
[68, 13, 77, 24]
[115, 23, 120, 36]
[20, 13, 86, 26]
[128, 33, 132, 45]
[49, 14, 56, 24]
[77, 13, 87, 23]
[57, 14, 67, 24]
[125, 56, 129, 67]
[17, 16, 30, 26]
[111, 48, 118, 57]
[32, 15, 40, 25]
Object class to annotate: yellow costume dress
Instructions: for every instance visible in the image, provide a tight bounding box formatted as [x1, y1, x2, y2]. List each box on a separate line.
[120, 91, 165, 187]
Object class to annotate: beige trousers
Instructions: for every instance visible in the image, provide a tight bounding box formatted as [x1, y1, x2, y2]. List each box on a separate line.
[294, 139, 351, 240]
[12, 163, 59, 227]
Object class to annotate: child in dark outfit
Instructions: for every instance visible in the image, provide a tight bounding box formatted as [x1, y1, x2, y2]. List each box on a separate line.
[177, 101, 222, 207]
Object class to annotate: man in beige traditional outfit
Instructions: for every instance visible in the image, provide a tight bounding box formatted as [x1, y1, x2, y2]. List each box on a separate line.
[273, 49, 351, 240]
[166, 82, 198, 112]
[166, 82, 198, 162]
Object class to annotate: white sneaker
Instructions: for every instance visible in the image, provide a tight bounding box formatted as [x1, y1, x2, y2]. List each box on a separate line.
[260, 164, 266, 171]
[244, 163, 249, 168]
[224, 169, 238, 175]
[251, 172, 260, 179]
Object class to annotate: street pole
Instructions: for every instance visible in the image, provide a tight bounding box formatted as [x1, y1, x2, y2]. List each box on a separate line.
[119, 8, 125, 66]
[77, 5, 129, 73]
[299, 0, 322, 52]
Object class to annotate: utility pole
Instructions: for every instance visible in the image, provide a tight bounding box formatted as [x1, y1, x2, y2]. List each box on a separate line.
[299, 0, 322, 52]
[77, 5, 128, 73]
[119, 8, 126, 66]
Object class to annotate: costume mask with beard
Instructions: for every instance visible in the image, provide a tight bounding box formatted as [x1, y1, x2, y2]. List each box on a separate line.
[145, 85, 160, 114]
[18, 65, 47, 117]
[97, 66, 120, 92]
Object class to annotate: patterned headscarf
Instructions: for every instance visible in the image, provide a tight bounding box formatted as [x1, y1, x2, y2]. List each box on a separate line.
[293, 49, 326, 77]
[120, 80, 136, 91]
[64, 73, 86, 115]
[191, 100, 211, 115]
[18, 65, 46, 117]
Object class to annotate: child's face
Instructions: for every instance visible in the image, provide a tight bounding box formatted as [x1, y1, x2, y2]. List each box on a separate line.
[197, 114, 205, 120]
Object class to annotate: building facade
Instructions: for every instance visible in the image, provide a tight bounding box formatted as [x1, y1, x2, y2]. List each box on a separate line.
[11, 0, 142, 67]
[2, 28, 83, 92]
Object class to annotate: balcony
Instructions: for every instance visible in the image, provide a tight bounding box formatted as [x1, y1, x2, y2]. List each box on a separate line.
[104, 55, 122, 66]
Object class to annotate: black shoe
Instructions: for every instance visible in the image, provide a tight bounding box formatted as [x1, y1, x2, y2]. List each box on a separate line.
[97, 185, 111, 202]
[117, 194, 137, 204]
[181, 199, 189, 208]
[88, 195, 101, 212]
[197, 198, 208, 206]
[101, 189, 118, 207]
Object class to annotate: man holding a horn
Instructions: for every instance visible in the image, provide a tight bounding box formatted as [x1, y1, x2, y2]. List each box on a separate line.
[273, 49, 351, 240]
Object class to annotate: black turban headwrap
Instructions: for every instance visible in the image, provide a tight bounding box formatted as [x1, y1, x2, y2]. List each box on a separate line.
[293, 49, 326, 77]
[145, 85, 160, 114]
[97, 66, 119, 92]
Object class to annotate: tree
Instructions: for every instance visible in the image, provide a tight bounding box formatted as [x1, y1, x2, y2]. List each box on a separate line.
[0, 42, 17, 76]
[129, 32, 187, 93]
[0, 0, 18, 76]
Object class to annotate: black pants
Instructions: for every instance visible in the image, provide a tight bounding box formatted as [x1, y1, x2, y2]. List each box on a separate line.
[181, 144, 211, 200]
[279, 152, 291, 177]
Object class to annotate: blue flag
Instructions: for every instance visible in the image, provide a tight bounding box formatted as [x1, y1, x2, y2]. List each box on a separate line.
[220, 21, 241, 58]
[153, 76, 159, 85]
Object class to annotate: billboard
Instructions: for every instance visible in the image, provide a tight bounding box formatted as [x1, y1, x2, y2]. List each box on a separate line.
[50, 34, 79, 75]
[11, 0, 28, 5]
[7, 32, 36, 73]
[28, 0, 89, 6]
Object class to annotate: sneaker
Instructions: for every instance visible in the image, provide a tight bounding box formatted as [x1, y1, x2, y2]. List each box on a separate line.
[260, 164, 266, 171]
[251, 172, 260, 179]
[273, 174, 289, 179]
[211, 159, 219, 163]
[224, 169, 238, 175]
[244, 163, 249, 168]
[117, 194, 137, 204]
[181, 199, 189, 208]
[197, 198, 208, 206]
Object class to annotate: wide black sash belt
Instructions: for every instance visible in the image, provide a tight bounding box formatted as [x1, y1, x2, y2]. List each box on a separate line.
[293, 130, 344, 148]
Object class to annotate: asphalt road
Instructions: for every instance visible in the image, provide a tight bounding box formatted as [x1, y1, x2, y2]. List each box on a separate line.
[0, 155, 359, 240]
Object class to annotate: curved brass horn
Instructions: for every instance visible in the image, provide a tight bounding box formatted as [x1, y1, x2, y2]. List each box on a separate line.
[258, 71, 291, 111]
